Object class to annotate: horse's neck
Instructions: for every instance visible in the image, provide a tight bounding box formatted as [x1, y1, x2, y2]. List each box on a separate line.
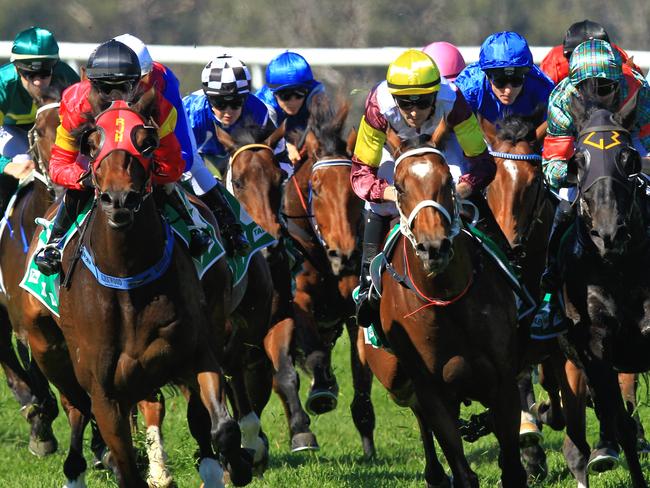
[400, 233, 473, 295]
[90, 199, 166, 276]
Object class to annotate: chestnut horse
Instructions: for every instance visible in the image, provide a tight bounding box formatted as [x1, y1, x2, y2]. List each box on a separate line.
[21, 97, 253, 488]
[555, 92, 650, 488]
[217, 124, 318, 451]
[0, 94, 60, 457]
[281, 97, 377, 456]
[365, 132, 527, 487]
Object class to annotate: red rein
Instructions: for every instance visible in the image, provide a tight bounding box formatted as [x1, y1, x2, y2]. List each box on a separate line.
[402, 238, 473, 319]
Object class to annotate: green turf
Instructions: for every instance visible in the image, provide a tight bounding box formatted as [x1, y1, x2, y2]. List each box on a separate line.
[0, 332, 648, 487]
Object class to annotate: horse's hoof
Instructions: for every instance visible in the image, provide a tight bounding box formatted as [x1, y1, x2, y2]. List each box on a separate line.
[198, 457, 224, 488]
[519, 417, 543, 448]
[291, 432, 319, 452]
[361, 438, 376, 460]
[223, 448, 253, 487]
[426, 474, 452, 488]
[521, 443, 548, 483]
[587, 445, 619, 473]
[306, 387, 338, 415]
[62, 473, 87, 488]
[147, 467, 174, 488]
[252, 432, 269, 477]
[637, 437, 650, 456]
[29, 434, 57, 457]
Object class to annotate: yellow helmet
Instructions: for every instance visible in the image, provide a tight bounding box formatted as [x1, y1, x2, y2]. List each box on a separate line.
[386, 49, 441, 96]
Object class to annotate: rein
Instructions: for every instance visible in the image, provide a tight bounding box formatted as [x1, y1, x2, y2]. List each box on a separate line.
[489, 151, 542, 162]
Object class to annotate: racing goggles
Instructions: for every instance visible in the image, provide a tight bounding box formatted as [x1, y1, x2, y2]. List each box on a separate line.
[594, 79, 619, 97]
[17, 68, 53, 80]
[393, 93, 436, 110]
[92, 78, 139, 96]
[275, 88, 308, 102]
[209, 95, 247, 110]
[487, 67, 528, 88]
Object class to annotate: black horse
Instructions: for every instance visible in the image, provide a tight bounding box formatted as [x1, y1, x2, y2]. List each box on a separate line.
[559, 87, 650, 488]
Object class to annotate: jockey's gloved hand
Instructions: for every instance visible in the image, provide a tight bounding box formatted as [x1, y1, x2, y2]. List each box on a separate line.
[78, 171, 94, 189]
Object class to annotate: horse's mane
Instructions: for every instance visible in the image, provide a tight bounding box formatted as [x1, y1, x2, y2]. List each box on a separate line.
[285, 95, 350, 156]
[495, 114, 538, 145]
[230, 119, 275, 146]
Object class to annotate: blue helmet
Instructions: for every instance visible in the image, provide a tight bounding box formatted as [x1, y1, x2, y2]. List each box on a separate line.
[265, 51, 314, 92]
[479, 31, 533, 71]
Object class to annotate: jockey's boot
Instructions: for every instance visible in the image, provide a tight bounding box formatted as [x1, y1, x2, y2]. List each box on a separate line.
[0, 173, 18, 217]
[355, 210, 388, 328]
[34, 189, 90, 276]
[530, 200, 575, 339]
[155, 186, 210, 258]
[199, 183, 250, 257]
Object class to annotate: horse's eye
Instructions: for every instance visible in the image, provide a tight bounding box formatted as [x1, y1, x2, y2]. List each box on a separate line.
[232, 179, 243, 190]
[394, 184, 404, 194]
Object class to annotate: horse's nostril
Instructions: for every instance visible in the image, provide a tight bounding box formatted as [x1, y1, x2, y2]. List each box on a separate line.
[122, 191, 141, 210]
[100, 192, 113, 206]
[590, 229, 600, 238]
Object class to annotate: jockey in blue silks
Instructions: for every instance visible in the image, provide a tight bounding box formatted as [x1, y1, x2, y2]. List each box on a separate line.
[256, 51, 325, 163]
[454, 31, 554, 129]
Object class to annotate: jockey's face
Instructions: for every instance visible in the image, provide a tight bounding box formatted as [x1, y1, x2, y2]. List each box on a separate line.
[394, 94, 436, 128]
[18, 69, 52, 99]
[275, 88, 307, 116]
[489, 79, 523, 105]
[209, 95, 246, 127]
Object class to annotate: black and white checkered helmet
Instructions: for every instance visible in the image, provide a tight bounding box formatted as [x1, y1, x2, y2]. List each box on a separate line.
[201, 54, 251, 97]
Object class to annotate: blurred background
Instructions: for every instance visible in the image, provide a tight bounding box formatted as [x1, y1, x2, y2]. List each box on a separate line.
[1, 0, 648, 123]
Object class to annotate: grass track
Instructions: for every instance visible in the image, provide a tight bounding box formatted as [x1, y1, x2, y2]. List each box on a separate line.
[0, 332, 648, 487]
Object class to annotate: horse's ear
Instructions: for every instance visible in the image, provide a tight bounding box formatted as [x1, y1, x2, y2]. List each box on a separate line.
[346, 127, 357, 156]
[80, 66, 88, 81]
[215, 125, 237, 154]
[478, 114, 497, 147]
[567, 151, 586, 185]
[430, 117, 449, 150]
[79, 128, 100, 157]
[265, 120, 286, 149]
[385, 126, 402, 155]
[332, 97, 350, 132]
[132, 87, 156, 115]
[304, 130, 319, 159]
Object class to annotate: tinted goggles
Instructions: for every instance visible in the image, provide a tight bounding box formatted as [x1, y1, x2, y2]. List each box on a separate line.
[209, 95, 246, 110]
[489, 75, 525, 89]
[595, 80, 619, 97]
[18, 68, 53, 80]
[92, 79, 138, 96]
[393, 94, 436, 110]
[275, 89, 307, 102]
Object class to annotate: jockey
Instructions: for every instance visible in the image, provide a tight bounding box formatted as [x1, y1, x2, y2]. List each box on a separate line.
[184, 54, 281, 175]
[540, 19, 641, 85]
[422, 41, 466, 83]
[531, 38, 650, 339]
[34, 40, 208, 275]
[454, 31, 554, 131]
[256, 51, 325, 164]
[351, 49, 499, 327]
[113, 38, 250, 257]
[0, 26, 79, 212]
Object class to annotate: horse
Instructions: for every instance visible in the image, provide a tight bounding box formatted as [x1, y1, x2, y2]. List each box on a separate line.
[281, 96, 376, 456]
[363, 129, 527, 487]
[216, 124, 319, 451]
[0, 92, 60, 458]
[554, 88, 650, 488]
[21, 93, 254, 488]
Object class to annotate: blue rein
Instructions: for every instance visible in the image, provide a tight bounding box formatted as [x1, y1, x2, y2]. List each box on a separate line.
[489, 151, 542, 161]
[80, 219, 175, 290]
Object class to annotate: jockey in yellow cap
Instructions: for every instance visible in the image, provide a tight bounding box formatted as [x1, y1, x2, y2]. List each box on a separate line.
[352, 49, 500, 328]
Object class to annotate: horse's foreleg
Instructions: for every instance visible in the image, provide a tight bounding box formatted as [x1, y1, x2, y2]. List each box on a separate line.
[60, 394, 91, 488]
[536, 358, 566, 430]
[91, 392, 146, 488]
[138, 390, 173, 488]
[412, 405, 450, 488]
[347, 320, 376, 459]
[264, 317, 318, 451]
[620, 373, 650, 453]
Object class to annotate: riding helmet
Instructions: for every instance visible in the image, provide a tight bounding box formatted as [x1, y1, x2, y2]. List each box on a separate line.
[386, 49, 441, 96]
[113, 34, 153, 76]
[86, 39, 141, 83]
[479, 31, 533, 71]
[563, 20, 610, 58]
[266, 51, 314, 92]
[422, 42, 466, 82]
[11, 26, 59, 72]
[201, 54, 251, 96]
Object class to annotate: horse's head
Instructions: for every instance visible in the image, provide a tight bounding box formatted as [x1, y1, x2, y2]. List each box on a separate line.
[218, 122, 285, 238]
[570, 91, 644, 261]
[79, 94, 159, 229]
[389, 130, 460, 274]
[296, 96, 362, 275]
[30, 85, 65, 183]
[486, 114, 544, 252]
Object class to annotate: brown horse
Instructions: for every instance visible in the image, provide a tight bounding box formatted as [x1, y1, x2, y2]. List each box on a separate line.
[281, 97, 376, 456]
[365, 131, 527, 487]
[21, 96, 253, 488]
[217, 124, 318, 451]
[0, 95, 60, 457]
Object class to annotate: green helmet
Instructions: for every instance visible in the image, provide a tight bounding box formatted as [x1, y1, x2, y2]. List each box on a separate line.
[10, 27, 59, 72]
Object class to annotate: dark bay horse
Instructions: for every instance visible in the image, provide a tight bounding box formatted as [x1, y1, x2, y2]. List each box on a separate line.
[0, 95, 60, 457]
[22, 97, 253, 488]
[556, 92, 650, 488]
[281, 97, 377, 456]
[217, 124, 318, 452]
[365, 131, 527, 487]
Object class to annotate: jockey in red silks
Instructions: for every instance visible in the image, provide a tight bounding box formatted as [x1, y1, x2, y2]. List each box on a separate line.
[540, 19, 641, 85]
[34, 39, 207, 276]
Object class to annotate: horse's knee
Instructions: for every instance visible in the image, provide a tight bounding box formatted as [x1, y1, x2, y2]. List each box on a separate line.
[442, 355, 472, 387]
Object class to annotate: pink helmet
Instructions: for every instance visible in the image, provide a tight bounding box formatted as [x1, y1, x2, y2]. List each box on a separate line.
[422, 41, 466, 82]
